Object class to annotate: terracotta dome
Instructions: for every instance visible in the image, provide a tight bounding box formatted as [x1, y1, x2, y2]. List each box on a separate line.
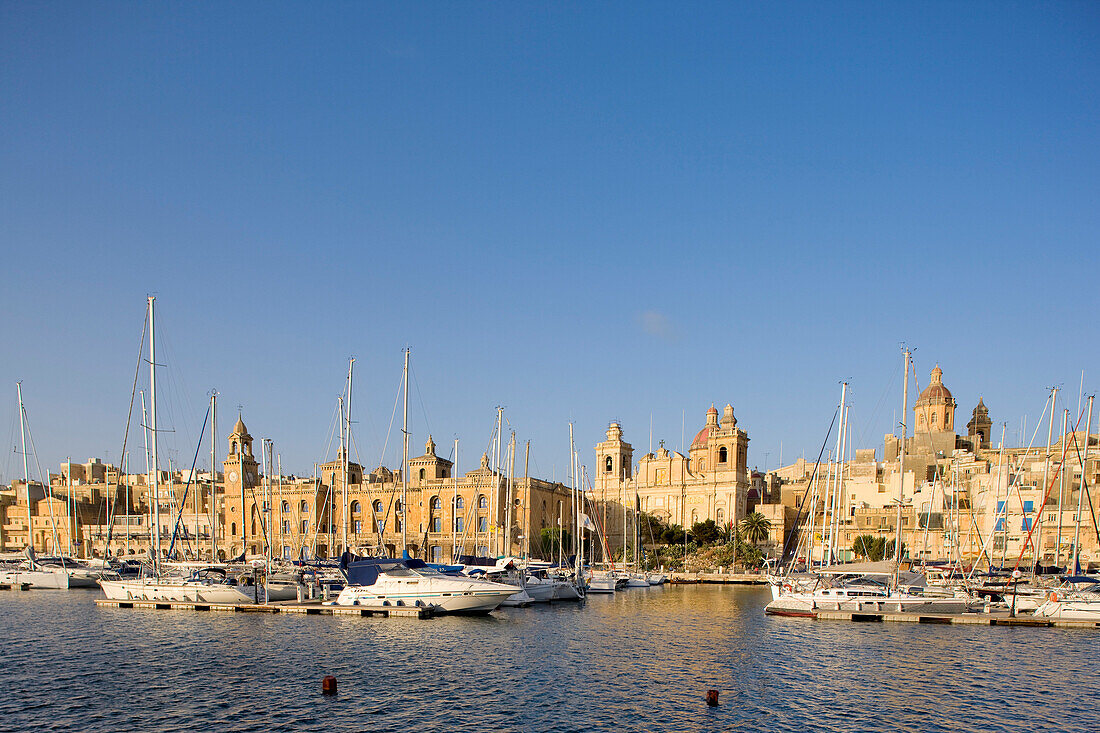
[917, 365, 953, 403]
[691, 425, 713, 449]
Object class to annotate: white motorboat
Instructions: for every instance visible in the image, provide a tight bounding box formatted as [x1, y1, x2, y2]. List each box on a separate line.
[623, 572, 650, 588]
[1032, 580, 1100, 620]
[0, 563, 70, 590]
[99, 567, 255, 604]
[525, 570, 582, 602]
[646, 572, 667, 586]
[586, 571, 617, 594]
[333, 558, 519, 614]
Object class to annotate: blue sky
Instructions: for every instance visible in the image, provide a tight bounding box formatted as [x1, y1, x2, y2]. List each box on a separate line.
[2, 2, 1098, 482]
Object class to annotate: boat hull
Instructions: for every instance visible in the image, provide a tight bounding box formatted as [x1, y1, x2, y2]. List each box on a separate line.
[0, 569, 69, 590]
[99, 579, 255, 604]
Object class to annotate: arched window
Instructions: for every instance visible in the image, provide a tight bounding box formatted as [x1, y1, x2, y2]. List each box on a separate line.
[419, 468, 425, 480]
[718, 446, 728, 463]
[605, 456, 613, 473]
[431, 496, 442, 511]
[716, 508, 724, 526]
[931, 412, 937, 424]
[230, 522, 237, 535]
[281, 500, 290, 513]
[373, 500, 383, 513]
[455, 496, 464, 510]
[478, 495, 488, 509]
[350, 501, 361, 513]
[691, 509, 699, 525]
[300, 500, 308, 513]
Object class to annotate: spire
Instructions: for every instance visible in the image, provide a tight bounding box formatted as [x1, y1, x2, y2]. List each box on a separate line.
[425, 435, 436, 456]
[931, 364, 943, 384]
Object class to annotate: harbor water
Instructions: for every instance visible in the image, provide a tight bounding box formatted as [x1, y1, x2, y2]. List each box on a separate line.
[0, 585, 1093, 732]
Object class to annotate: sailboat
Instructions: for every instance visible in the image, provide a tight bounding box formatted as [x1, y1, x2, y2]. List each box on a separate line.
[99, 297, 254, 605]
[766, 349, 979, 616]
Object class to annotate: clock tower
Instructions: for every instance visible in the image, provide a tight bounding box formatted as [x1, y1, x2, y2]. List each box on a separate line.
[223, 414, 260, 555]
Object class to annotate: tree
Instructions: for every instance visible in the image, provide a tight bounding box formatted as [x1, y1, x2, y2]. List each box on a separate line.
[660, 524, 685, 545]
[851, 534, 878, 559]
[690, 519, 722, 545]
[740, 512, 771, 546]
[539, 527, 570, 559]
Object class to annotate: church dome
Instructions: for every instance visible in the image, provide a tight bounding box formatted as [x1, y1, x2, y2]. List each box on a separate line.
[917, 365, 953, 403]
[231, 415, 249, 436]
[691, 425, 713, 449]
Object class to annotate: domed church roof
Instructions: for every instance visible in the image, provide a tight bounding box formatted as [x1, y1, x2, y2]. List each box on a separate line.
[917, 365, 953, 403]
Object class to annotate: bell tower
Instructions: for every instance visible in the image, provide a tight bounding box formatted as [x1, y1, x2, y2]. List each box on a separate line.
[594, 421, 633, 494]
[223, 414, 260, 553]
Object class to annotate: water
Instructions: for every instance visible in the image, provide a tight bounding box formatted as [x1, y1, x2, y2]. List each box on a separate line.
[0, 586, 1094, 732]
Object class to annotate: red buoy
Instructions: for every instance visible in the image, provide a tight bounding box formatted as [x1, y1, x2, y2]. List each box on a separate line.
[706, 689, 719, 707]
[322, 676, 337, 695]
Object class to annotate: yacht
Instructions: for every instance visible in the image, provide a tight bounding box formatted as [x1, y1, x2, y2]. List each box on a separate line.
[766, 572, 975, 616]
[1031, 578, 1100, 621]
[99, 567, 256, 604]
[332, 557, 519, 614]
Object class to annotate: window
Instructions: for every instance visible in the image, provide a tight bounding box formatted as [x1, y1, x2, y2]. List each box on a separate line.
[377, 520, 385, 534]
[351, 501, 361, 514]
[455, 517, 464, 533]
[300, 500, 308, 513]
[718, 447, 728, 463]
[431, 545, 442, 562]
[431, 497, 442, 511]
[395, 516, 402, 531]
[282, 546, 292, 560]
[716, 508, 724, 525]
[996, 501, 1006, 513]
[231, 522, 237, 535]
[1023, 500, 1034, 513]
[281, 501, 290, 513]
[605, 456, 613, 473]
[1021, 517, 1033, 531]
[281, 520, 290, 533]
[455, 496, 464, 510]
[477, 545, 489, 556]
[432, 517, 442, 533]
[479, 516, 488, 532]
[691, 509, 698, 524]
[478, 495, 488, 509]
[419, 468, 425, 480]
[373, 500, 383, 513]
[300, 520, 308, 534]
[354, 520, 362, 533]
[396, 500, 403, 512]
[931, 412, 937, 423]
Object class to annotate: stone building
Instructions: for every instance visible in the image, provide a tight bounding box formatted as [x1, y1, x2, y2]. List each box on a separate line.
[592, 405, 751, 557]
[761, 365, 1100, 570]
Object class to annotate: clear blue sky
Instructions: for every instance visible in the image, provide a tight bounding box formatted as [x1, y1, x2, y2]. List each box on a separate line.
[2, 2, 1098, 483]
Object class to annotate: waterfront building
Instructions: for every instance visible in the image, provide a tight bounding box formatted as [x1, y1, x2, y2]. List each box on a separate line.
[592, 405, 752, 558]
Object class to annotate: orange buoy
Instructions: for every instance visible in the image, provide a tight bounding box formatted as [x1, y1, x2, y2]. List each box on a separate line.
[1048, 591, 1058, 603]
[706, 689, 719, 707]
[322, 675, 337, 695]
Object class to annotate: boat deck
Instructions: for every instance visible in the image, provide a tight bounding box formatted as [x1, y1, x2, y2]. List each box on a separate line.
[94, 598, 435, 618]
[796, 609, 1100, 629]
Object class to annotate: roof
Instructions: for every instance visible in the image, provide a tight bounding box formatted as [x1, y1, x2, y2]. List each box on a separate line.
[691, 425, 713, 449]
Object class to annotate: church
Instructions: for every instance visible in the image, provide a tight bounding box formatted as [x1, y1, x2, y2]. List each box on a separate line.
[592, 405, 752, 554]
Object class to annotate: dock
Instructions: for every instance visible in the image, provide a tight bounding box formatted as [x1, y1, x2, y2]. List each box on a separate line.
[805, 609, 1100, 629]
[94, 598, 435, 619]
[669, 572, 767, 585]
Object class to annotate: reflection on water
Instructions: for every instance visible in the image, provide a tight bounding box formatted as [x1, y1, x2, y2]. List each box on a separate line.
[0, 586, 1093, 732]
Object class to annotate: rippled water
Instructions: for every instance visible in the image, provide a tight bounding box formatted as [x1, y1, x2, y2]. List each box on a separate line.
[0, 585, 1094, 732]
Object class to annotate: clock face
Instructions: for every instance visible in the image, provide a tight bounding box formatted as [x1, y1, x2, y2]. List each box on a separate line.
[229, 471, 239, 482]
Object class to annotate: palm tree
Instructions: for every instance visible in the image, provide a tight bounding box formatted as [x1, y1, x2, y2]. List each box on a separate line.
[739, 512, 771, 546]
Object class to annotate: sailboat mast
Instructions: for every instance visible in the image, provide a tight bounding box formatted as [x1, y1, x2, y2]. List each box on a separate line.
[210, 392, 217, 562]
[1072, 395, 1093, 573]
[17, 382, 32, 552]
[344, 357, 354, 554]
[493, 407, 503, 556]
[524, 440, 531, 561]
[338, 395, 346, 554]
[1055, 409, 1069, 569]
[894, 348, 910, 566]
[505, 431, 516, 555]
[401, 348, 409, 557]
[1035, 388, 1058, 574]
[452, 438, 459, 562]
[148, 296, 161, 575]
